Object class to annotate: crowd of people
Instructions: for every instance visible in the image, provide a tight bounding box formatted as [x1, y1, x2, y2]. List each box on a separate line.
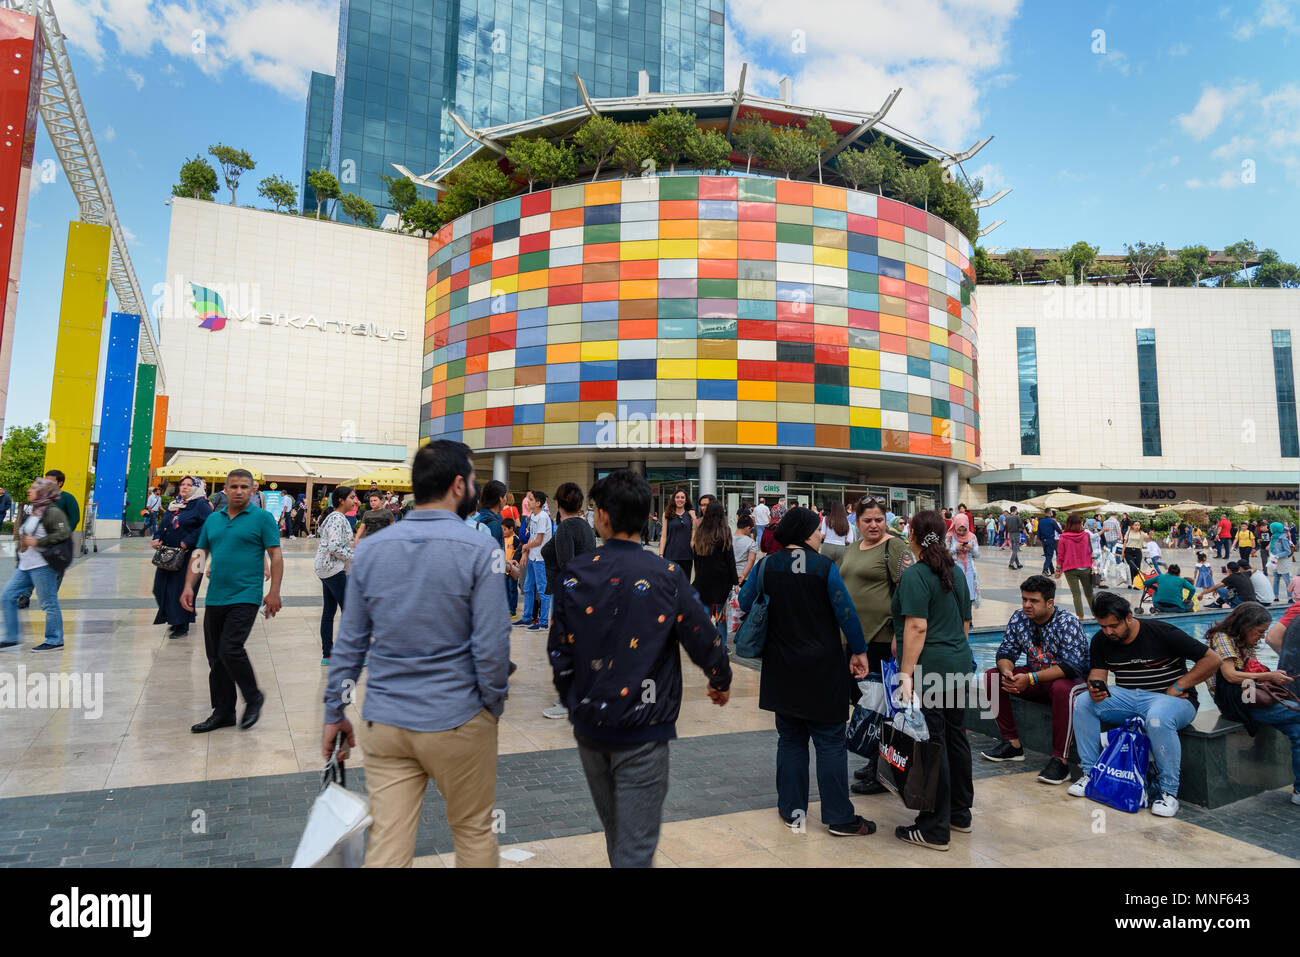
[3, 456, 1298, 868]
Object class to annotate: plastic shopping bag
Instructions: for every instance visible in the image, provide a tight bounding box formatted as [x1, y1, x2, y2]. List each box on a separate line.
[726, 593, 743, 635]
[846, 675, 887, 760]
[1084, 716, 1151, 813]
[292, 736, 372, 867]
[877, 699, 940, 811]
[880, 658, 902, 719]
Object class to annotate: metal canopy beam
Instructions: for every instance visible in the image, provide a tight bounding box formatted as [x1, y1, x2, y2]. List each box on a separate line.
[801, 87, 901, 178]
[725, 62, 748, 137]
[2, 0, 165, 391]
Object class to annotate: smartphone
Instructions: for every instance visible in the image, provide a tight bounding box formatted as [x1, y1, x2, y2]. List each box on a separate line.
[1088, 679, 1108, 695]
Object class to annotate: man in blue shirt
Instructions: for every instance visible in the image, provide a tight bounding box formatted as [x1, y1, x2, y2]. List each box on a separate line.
[182, 469, 283, 733]
[1037, 508, 1063, 575]
[322, 441, 510, 868]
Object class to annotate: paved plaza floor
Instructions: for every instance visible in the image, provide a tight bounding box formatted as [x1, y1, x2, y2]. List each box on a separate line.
[0, 535, 1294, 868]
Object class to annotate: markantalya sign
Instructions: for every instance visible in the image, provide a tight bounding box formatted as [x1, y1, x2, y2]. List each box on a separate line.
[187, 281, 408, 342]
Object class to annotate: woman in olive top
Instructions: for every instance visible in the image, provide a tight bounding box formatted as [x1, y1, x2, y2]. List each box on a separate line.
[890, 509, 974, 852]
[1123, 521, 1147, 586]
[658, 488, 696, 579]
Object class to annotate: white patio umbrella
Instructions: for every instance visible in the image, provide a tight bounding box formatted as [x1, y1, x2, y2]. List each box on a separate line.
[1094, 501, 1155, 516]
[1021, 488, 1109, 511]
[1164, 500, 1209, 514]
[979, 499, 1041, 514]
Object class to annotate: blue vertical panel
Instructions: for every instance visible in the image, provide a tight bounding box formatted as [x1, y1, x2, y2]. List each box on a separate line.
[92, 312, 139, 522]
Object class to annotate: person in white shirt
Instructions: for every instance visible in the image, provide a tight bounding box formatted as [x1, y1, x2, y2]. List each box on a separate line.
[1246, 560, 1276, 604]
[145, 488, 162, 537]
[752, 499, 771, 543]
[519, 490, 553, 630]
[1143, 537, 1163, 575]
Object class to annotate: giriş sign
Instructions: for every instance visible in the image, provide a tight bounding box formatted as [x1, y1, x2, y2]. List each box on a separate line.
[185, 281, 407, 341]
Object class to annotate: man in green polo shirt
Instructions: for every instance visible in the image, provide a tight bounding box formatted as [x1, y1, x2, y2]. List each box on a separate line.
[182, 469, 283, 733]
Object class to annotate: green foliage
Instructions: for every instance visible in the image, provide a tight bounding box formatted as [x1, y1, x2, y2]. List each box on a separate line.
[833, 148, 872, 190]
[172, 155, 218, 200]
[1254, 249, 1300, 287]
[1092, 262, 1126, 282]
[509, 138, 577, 190]
[447, 157, 512, 207]
[613, 125, 655, 177]
[404, 198, 440, 235]
[895, 166, 930, 209]
[683, 128, 732, 174]
[803, 113, 836, 184]
[1152, 256, 1189, 286]
[0, 424, 47, 502]
[379, 172, 418, 224]
[1176, 244, 1211, 284]
[847, 140, 905, 195]
[918, 161, 978, 242]
[207, 143, 256, 205]
[974, 246, 1012, 283]
[573, 115, 622, 182]
[730, 111, 774, 174]
[1124, 241, 1166, 283]
[766, 125, 819, 179]
[1065, 241, 1099, 283]
[645, 107, 696, 173]
[1005, 248, 1035, 284]
[256, 174, 297, 213]
[1223, 239, 1258, 286]
[1039, 253, 1072, 284]
[307, 169, 341, 218]
[339, 192, 377, 227]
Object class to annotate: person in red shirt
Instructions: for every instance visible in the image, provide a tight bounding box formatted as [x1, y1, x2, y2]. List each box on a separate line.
[1216, 516, 1234, 560]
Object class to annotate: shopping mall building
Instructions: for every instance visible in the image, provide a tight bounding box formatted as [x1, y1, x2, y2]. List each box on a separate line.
[156, 94, 1299, 516]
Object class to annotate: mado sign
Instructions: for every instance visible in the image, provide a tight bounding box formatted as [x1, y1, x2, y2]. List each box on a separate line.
[1137, 489, 1178, 500]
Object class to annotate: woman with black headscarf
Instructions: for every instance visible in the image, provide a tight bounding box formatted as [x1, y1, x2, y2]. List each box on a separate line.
[151, 476, 212, 639]
[738, 506, 875, 837]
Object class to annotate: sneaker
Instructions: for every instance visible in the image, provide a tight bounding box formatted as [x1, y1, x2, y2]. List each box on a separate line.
[32, 642, 63, 651]
[851, 779, 888, 796]
[542, 704, 568, 719]
[828, 815, 877, 837]
[1151, 793, 1180, 818]
[779, 811, 801, 830]
[981, 740, 1025, 762]
[894, 824, 948, 851]
[950, 818, 972, 833]
[0, 640, 18, 650]
[853, 764, 873, 781]
[1291, 790, 1299, 806]
[1037, 756, 1070, 785]
[527, 621, 548, 631]
[1068, 773, 1091, 797]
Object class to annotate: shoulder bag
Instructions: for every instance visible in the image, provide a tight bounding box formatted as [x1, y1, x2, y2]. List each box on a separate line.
[734, 556, 769, 658]
[152, 544, 187, 573]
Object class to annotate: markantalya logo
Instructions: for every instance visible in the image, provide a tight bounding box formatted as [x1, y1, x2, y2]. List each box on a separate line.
[191, 282, 227, 331]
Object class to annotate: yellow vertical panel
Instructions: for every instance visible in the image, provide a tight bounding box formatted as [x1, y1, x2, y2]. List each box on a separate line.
[46, 222, 112, 515]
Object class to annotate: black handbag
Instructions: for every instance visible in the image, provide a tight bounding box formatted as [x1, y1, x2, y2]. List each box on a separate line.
[41, 536, 75, 575]
[152, 545, 187, 573]
[878, 719, 943, 811]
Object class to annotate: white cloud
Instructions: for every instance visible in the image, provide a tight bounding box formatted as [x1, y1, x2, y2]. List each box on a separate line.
[725, 0, 1022, 149]
[1261, 84, 1300, 148]
[61, 0, 338, 99]
[1098, 49, 1131, 76]
[124, 68, 145, 90]
[987, 72, 1018, 88]
[1167, 42, 1191, 56]
[1210, 134, 1256, 158]
[1234, 0, 1299, 37]
[1184, 169, 1245, 189]
[1175, 83, 1257, 140]
[104, 124, 117, 142]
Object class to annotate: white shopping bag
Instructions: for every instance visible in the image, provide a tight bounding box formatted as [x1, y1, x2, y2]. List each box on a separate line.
[292, 739, 372, 868]
[726, 593, 743, 635]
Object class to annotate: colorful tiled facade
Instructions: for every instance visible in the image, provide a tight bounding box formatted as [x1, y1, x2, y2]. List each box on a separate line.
[423, 175, 979, 465]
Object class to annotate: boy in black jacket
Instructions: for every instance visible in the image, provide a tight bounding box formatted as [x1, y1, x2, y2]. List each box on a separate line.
[549, 469, 731, 867]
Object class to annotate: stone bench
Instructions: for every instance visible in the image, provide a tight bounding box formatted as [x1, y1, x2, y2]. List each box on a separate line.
[965, 696, 1293, 809]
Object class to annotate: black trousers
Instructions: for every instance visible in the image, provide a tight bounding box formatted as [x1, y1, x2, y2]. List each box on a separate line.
[203, 603, 261, 717]
[913, 696, 974, 844]
[320, 571, 347, 658]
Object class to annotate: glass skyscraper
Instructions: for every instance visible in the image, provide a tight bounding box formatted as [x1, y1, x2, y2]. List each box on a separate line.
[301, 0, 726, 215]
[301, 71, 336, 215]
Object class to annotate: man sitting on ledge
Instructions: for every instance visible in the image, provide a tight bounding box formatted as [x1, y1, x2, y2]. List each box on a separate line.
[1142, 563, 1196, 614]
[981, 575, 1089, 785]
[1069, 591, 1220, 818]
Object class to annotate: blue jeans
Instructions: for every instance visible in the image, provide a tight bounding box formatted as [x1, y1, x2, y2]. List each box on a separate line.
[1073, 686, 1197, 796]
[1041, 540, 1057, 573]
[505, 574, 518, 616]
[1252, 702, 1300, 790]
[1215, 587, 1241, 607]
[1149, 557, 1163, 575]
[520, 560, 550, 626]
[774, 713, 855, 827]
[2, 565, 63, 646]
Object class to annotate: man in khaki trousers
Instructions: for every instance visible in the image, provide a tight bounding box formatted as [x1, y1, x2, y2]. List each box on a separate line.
[322, 440, 511, 867]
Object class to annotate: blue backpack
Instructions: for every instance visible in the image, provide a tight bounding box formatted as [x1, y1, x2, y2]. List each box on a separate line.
[1084, 716, 1152, 813]
[734, 557, 769, 658]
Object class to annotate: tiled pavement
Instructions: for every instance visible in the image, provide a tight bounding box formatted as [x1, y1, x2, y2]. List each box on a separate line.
[0, 536, 1295, 868]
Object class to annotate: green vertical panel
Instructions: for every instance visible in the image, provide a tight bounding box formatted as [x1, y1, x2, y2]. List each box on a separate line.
[125, 364, 156, 520]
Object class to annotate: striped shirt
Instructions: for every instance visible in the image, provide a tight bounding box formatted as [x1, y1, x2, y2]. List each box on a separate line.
[1089, 619, 1211, 707]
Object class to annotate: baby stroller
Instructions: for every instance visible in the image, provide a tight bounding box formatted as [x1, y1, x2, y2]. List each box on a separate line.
[1099, 544, 1129, 589]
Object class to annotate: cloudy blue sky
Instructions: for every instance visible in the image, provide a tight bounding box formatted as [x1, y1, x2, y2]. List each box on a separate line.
[7, 0, 1298, 428]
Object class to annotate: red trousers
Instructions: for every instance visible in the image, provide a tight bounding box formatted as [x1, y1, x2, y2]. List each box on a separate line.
[983, 667, 1086, 760]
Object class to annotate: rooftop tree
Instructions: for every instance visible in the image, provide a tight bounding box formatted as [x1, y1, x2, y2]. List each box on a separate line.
[1176, 244, 1212, 285]
[1005, 248, 1035, 284]
[1254, 248, 1300, 287]
[645, 107, 696, 174]
[573, 115, 622, 182]
[765, 125, 819, 179]
[256, 174, 297, 213]
[307, 169, 340, 219]
[172, 155, 218, 200]
[730, 111, 774, 174]
[379, 172, 418, 227]
[208, 143, 255, 205]
[1223, 239, 1259, 287]
[684, 127, 732, 174]
[339, 192, 377, 227]
[1152, 256, 1189, 286]
[1124, 241, 1166, 284]
[613, 125, 655, 177]
[803, 113, 837, 185]
[1064, 241, 1098, 283]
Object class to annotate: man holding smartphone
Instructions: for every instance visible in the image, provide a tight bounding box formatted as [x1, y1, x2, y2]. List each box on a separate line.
[1069, 591, 1220, 818]
[182, 469, 283, 734]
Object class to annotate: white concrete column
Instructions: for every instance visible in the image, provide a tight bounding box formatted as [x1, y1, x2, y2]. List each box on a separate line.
[698, 447, 717, 497]
[942, 463, 959, 510]
[780, 463, 795, 482]
[492, 451, 509, 485]
[628, 459, 646, 475]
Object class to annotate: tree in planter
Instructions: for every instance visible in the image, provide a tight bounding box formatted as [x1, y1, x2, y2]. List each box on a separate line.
[448, 158, 512, 207]
[764, 125, 819, 179]
[1176, 244, 1212, 285]
[404, 198, 440, 235]
[1223, 238, 1259, 287]
[535, 140, 576, 189]
[506, 137, 551, 192]
[208, 143, 256, 205]
[379, 173, 418, 227]
[1124, 241, 1165, 284]
[918, 161, 978, 242]
[684, 127, 732, 174]
[256, 174, 297, 213]
[645, 107, 696, 174]
[573, 115, 622, 182]
[973, 246, 1012, 283]
[803, 113, 837, 185]
[613, 125, 655, 177]
[860, 140, 905, 195]
[895, 166, 929, 209]
[339, 192, 377, 226]
[307, 169, 341, 219]
[1065, 241, 1099, 283]
[1254, 248, 1300, 287]
[1005, 248, 1035, 284]
[1152, 256, 1189, 286]
[1091, 262, 1127, 283]
[1039, 252, 1073, 284]
[730, 111, 774, 174]
[172, 155, 218, 200]
[833, 148, 872, 190]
